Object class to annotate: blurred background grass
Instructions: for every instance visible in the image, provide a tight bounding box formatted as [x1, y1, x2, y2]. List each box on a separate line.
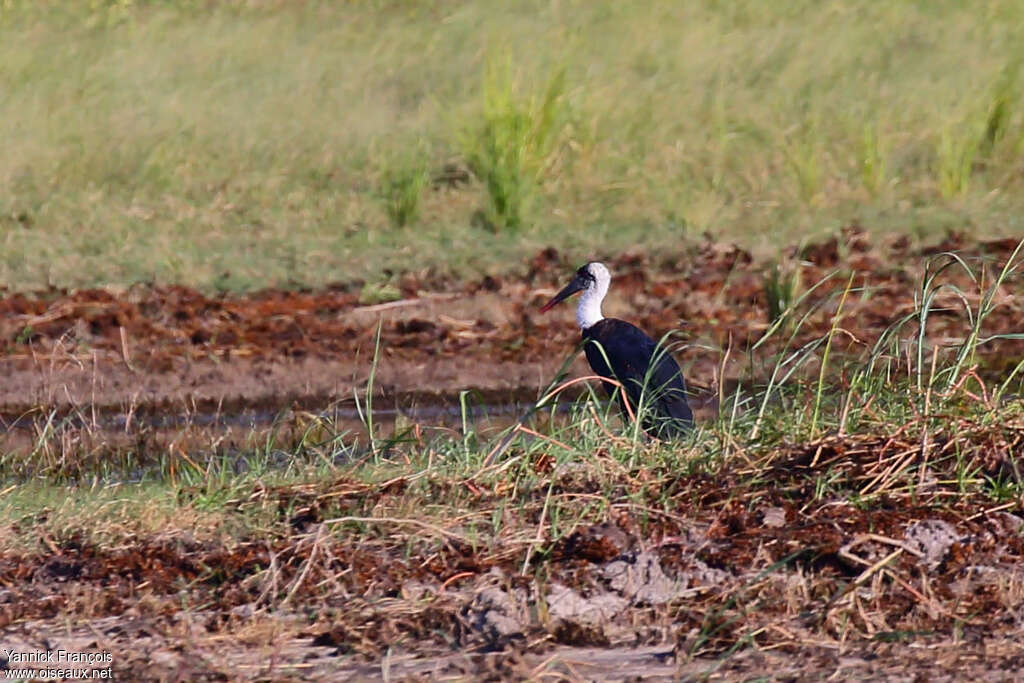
[1, 0, 1022, 291]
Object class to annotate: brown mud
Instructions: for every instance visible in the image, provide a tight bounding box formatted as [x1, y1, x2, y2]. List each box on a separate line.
[2, 228, 1022, 418]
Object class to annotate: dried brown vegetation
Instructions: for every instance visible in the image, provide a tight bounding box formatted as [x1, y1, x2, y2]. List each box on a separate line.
[3, 415, 1024, 678]
[2, 231, 1023, 680]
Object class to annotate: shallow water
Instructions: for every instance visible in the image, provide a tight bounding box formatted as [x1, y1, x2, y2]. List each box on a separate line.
[0, 388, 587, 467]
[0, 388, 556, 432]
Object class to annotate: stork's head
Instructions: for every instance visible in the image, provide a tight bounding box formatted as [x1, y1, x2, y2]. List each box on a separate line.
[540, 263, 610, 328]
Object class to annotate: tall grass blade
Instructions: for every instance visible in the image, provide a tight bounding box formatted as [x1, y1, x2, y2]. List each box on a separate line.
[811, 272, 855, 437]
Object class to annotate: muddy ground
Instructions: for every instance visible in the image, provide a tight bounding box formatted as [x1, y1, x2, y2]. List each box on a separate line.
[2, 229, 1024, 681]
[3, 452, 1024, 680]
[2, 229, 1022, 417]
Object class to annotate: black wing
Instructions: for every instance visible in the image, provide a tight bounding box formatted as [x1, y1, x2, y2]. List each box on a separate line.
[582, 318, 693, 437]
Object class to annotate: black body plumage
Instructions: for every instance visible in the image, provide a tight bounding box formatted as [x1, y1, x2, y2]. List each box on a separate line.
[582, 318, 693, 438]
[540, 261, 694, 438]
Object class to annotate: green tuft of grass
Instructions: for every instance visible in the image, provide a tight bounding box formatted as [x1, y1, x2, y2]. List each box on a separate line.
[979, 59, 1020, 159]
[859, 121, 888, 196]
[376, 146, 430, 229]
[461, 60, 570, 232]
[936, 123, 981, 198]
[763, 259, 803, 327]
[783, 117, 823, 204]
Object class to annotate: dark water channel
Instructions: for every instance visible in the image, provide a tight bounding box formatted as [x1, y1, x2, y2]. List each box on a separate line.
[0, 388, 593, 466]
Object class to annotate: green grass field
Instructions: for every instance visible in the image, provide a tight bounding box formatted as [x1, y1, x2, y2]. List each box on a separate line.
[2, 0, 1023, 291]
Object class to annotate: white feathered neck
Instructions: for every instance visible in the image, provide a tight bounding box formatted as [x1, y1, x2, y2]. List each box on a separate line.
[577, 263, 610, 330]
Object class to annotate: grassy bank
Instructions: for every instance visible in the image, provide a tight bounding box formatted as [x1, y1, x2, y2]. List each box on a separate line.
[3, 247, 1022, 667]
[2, 1, 1024, 291]
[2, 296, 1023, 675]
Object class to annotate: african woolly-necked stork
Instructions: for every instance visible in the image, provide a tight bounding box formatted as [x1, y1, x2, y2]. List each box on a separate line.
[540, 262, 693, 438]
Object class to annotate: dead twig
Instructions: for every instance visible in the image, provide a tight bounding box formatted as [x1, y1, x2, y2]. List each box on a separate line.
[281, 524, 326, 606]
[821, 548, 903, 618]
[322, 515, 471, 544]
